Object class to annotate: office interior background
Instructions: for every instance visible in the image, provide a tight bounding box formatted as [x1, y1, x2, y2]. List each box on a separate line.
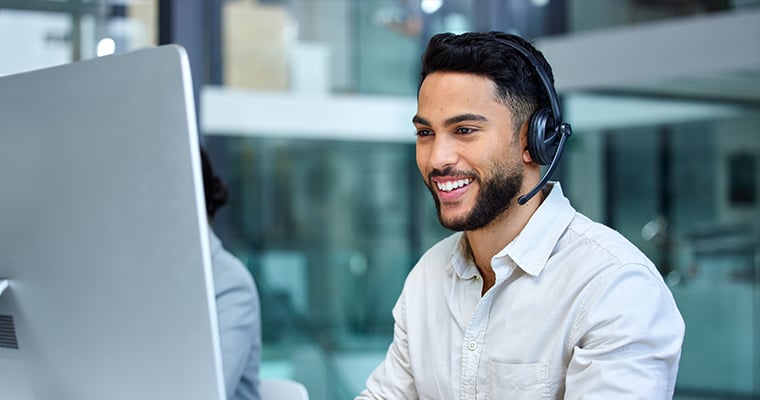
[1, 0, 758, 398]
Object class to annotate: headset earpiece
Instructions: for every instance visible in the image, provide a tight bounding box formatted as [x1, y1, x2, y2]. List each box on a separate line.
[527, 108, 558, 166]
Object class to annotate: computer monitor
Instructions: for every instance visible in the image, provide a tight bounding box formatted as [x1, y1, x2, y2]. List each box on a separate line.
[0, 46, 225, 400]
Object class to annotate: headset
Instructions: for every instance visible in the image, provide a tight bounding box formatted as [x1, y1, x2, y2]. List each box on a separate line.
[497, 38, 573, 205]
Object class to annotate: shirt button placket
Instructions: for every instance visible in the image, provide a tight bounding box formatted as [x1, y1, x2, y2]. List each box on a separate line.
[460, 338, 479, 400]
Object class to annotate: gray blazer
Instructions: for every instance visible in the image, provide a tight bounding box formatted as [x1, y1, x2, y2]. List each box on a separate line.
[209, 228, 262, 400]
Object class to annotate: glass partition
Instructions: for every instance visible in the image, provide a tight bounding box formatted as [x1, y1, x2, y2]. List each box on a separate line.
[203, 135, 450, 397]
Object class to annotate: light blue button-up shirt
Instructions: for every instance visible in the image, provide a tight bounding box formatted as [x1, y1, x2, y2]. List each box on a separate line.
[358, 183, 685, 400]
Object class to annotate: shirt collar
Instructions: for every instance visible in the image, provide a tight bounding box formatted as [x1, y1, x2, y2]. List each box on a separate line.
[448, 182, 576, 279]
[451, 233, 478, 279]
[496, 182, 575, 276]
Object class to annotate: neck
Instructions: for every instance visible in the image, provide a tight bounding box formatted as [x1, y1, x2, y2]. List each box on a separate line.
[465, 189, 543, 294]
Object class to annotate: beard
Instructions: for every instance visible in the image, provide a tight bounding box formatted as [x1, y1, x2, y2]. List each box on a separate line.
[428, 160, 524, 232]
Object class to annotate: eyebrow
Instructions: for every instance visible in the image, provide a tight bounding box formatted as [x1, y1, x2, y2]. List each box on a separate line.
[412, 113, 489, 127]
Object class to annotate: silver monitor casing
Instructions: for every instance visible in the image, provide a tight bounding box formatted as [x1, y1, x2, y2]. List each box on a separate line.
[0, 45, 225, 400]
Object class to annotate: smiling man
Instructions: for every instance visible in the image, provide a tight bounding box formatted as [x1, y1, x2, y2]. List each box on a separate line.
[356, 31, 685, 400]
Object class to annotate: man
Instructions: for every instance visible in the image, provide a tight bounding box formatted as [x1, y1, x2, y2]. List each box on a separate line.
[357, 31, 684, 399]
[201, 148, 262, 400]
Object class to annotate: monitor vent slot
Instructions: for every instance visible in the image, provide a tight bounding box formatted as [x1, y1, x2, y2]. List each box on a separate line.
[0, 315, 19, 349]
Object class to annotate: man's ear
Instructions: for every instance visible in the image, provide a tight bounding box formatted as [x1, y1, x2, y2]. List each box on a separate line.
[518, 122, 533, 163]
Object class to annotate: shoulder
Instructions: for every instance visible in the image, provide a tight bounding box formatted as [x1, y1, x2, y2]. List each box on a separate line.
[559, 213, 682, 326]
[423, 232, 462, 257]
[211, 244, 257, 297]
[548, 211, 678, 315]
[402, 232, 462, 289]
[413, 232, 461, 270]
[565, 212, 658, 274]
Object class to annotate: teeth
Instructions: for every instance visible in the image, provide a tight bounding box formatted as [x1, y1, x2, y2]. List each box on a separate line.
[437, 178, 471, 192]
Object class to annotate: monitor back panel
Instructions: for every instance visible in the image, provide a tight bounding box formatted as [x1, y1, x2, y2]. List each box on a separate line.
[0, 46, 224, 400]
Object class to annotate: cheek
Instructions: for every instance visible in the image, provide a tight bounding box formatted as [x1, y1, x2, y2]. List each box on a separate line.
[415, 147, 429, 173]
[488, 139, 520, 164]
[472, 145, 513, 177]
[471, 145, 502, 167]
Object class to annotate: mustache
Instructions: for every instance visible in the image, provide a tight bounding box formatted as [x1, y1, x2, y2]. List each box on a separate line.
[428, 167, 477, 181]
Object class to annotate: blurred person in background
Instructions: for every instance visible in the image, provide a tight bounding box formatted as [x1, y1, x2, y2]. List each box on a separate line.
[201, 147, 262, 400]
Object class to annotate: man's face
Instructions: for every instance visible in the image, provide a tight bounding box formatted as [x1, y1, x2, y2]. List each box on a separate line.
[414, 72, 524, 231]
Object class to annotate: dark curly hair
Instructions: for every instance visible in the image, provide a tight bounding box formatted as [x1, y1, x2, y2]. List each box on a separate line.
[200, 147, 229, 219]
[419, 31, 554, 135]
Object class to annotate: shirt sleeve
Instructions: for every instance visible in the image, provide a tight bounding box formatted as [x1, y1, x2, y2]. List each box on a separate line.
[355, 285, 418, 399]
[564, 263, 685, 399]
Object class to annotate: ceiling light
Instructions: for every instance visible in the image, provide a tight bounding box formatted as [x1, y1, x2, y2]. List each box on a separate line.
[421, 0, 443, 14]
[96, 38, 115, 57]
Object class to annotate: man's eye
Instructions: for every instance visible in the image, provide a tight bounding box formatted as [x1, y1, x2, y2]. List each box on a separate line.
[416, 129, 433, 137]
[456, 127, 474, 135]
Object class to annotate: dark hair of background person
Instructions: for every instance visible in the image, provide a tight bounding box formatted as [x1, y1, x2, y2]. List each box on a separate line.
[419, 31, 554, 135]
[200, 147, 229, 219]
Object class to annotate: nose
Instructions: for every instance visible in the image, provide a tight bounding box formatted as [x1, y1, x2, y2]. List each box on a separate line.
[421, 134, 458, 172]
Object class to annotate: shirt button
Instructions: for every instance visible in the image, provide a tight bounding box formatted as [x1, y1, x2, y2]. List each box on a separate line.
[467, 341, 477, 351]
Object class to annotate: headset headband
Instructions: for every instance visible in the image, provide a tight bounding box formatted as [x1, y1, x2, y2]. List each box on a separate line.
[496, 38, 562, 124]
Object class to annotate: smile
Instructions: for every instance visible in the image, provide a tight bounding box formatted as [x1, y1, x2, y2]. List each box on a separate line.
[436, 178, 472, 192]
